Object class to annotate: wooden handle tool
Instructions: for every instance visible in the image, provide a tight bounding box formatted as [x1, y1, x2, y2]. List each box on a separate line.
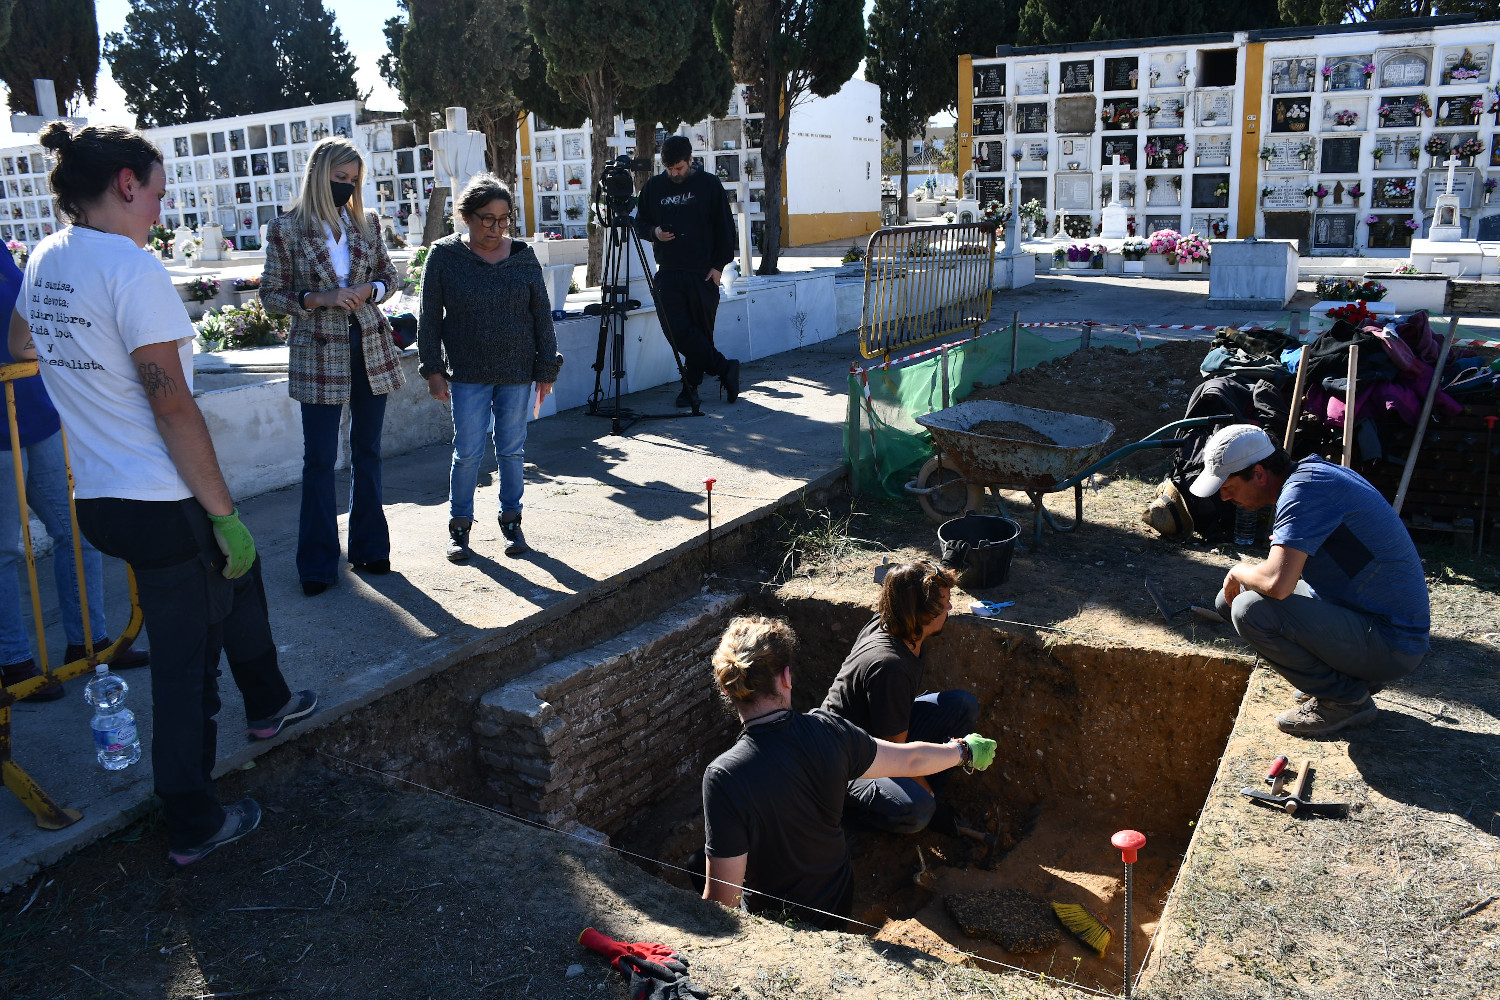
[1285, 758, 1314, 813]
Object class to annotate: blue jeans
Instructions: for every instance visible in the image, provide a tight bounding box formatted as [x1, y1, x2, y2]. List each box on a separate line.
[0, 431, 107, 664]
[298, 322, 389, 583]
[845, 689, 980, 834]
[448, 381, 531, 522]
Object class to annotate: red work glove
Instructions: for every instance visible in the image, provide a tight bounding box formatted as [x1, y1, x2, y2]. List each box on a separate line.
[579, 928, 684, 972]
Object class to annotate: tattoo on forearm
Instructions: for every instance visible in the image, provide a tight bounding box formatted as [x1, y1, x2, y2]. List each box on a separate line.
[137, 361, 177, 399]
[22, 338, 32, 353]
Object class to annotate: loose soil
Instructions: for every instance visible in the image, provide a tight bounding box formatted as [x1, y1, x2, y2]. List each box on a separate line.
[3, 341, 1497, 1000]
[968, 420, 1059, 446]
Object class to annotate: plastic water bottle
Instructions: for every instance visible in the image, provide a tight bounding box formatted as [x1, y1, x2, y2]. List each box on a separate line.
[1233, 507, 1259, 548]
[84, 665, 140, 771]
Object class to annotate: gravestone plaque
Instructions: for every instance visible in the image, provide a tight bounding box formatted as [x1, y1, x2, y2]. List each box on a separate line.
[1021, 140, 1050, 170]
[1145, 135, 1185, 168]
[1187, 217, 1212, 240]
[1325, 56, 1373, 91]
[1439, 45, 1491, 85]
[1100, 98, 1139, 131]
[1436, 95, 1481, 128]
[1492, 134, 1500, 167]
[1104, 57, 1139, 92]
[1016, 63, 1048, 96]
[977, 178, 1006, 204]
[1270, 97, 1314, 132]
[1374, 133, 1420, 169]
[1146, 215, 1182, 235]
[1060, 61, 1095, 93]
[1379, 51, 1429, 88]
[1019, 177, 1048, 206]
[1377, 95, 1420, 129]
[1262, 176, 1311, 210]
[1192, 173, 1230, 208]
[1321, 137, 1361, 174]
[973, 64, 1006, 98]
[1312, 213, 1358, 248]
[1322, 97, 1369, 131]
[1423, 168, 1476, 208]
[975, 103, 1006, 135]
[1270, 57, 1316, 93]
[1373, 176, 1417, 208]
[1477, 213, 1500, 240]
[1056, 173, 1093, 209]
[975, 140, 1007, 171]
[1149, 53, 1188, 88]
[1100, 136, 1137, 167]
[1054, 97, 1097, 134]
[1151, 94, 1186, 128]
[1197, 134, 1232, 167]
[1367, 214, 1415, 249]
[1145, 178, 1181, 206]
[1196, 91, 1233, 127]
[1017, 103, 1049, 133]
[1264, 212, 1310, 253]
[1263, 138, 1308, 172]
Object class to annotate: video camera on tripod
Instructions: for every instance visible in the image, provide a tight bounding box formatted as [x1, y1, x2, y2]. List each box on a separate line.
[583, 155, 702, 432]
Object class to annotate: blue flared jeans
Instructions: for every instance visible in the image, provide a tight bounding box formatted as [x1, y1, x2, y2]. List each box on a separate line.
[448, 381, 531, 523]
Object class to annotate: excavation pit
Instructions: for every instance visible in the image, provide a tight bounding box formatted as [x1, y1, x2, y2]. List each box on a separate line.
[477, 588, 1252, 994]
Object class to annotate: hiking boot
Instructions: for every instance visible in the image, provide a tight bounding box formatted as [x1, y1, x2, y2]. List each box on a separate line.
[65, 636, 149, 670]
[0, 659, 65, 702]
[167, 798, 262, 867]
[246, 690, 319, 741]
[675, 382, 701, 409]
[1293, 681, 1384, 703]
[500, 516, 529, 556]
[446, 517, 473, 562]
[1275, 695, 1378, 737]
[720, 359, 741, 403]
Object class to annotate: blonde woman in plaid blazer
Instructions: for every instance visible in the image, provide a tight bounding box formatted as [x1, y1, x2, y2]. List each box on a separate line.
[261, 138, 403, 596]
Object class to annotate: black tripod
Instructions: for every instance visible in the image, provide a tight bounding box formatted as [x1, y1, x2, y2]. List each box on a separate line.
[585, 189, 702, 434]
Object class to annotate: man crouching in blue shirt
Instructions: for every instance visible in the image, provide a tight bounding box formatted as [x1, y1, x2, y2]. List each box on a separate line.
[1191, 424, 1430, 737]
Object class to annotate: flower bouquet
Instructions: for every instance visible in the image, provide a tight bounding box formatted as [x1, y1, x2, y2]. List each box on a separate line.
[186, 277, 220, 303]
[1425, 135, 1451, 156]
[1404, 218, 1421, 232]
[1120, 236, 1149, 261]
[231, 276, 260, 291]
[1174, 232, 1210, 264]
[1347, 183, 1364, 202]
[1259, 145, 1275, 163]
[1147, 228, 1181, 262]
[5, 239, 24, 268]
[1393, 263, 1419, 275]
[1454, 137, 1484, 159]
[1065, 242, 1096, 263]
[1333, 109, 1359, 127]
[1413, 93, 1433, 117]
[1326, 301, 1378, 328]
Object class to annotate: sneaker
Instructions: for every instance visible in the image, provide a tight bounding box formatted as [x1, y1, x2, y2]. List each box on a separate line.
[1275, 695, 1379, 737]
[500, 516, 529, 556]
[64, 637, 149, 670]
[167, 798, 262, 867]
[246, 690, 319, 741]
[446, 517, 472, 562]
[675, 382, 701, 409]
[0, 658, 65, 702]
[720, 359, 741, 403]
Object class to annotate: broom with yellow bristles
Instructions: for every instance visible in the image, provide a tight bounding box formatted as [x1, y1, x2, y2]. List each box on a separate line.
[1052, 901, 1111, 958]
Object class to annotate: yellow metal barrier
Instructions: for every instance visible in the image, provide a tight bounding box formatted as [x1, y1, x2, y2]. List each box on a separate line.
[859, 222, 997, 360]
[0, 359, 143, 830]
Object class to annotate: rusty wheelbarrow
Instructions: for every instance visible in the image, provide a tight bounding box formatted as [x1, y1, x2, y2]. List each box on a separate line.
[905, 400, 1221, 545]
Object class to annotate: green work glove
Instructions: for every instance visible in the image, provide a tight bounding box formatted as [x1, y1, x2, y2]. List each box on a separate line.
[962, 733, 997, 771]
[208, 509, 256, 579]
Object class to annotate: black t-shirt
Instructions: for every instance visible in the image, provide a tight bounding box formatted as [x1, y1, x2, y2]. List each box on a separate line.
[820, 616, 922, 741]
[702, 710, 878, 922]
[633, 167, 737, 273]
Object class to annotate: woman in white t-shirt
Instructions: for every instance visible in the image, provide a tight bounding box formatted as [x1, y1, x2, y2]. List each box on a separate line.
[259, 138, 402, 596]
[10, 122, 315, 867]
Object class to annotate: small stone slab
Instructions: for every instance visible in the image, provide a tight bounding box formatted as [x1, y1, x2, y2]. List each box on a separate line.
[944, 888, 1061, 953]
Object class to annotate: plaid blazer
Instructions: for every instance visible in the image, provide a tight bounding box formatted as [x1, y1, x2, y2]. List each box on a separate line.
[260, 212, 405, 405]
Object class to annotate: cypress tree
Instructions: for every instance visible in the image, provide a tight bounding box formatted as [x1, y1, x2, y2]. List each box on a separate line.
[0, 0, 99, 115]
[714, 0, 865, 274]
[104, 0, 220, 127]
[274, 0, 360, 107]
[207, 0, 284, 116]
[868, 0, 955, 224]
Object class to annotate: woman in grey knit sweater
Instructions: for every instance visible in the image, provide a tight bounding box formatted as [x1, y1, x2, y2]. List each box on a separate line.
[417, 174, 563, 561]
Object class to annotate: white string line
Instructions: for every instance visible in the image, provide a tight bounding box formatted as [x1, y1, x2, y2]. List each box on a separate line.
[314, 749, 1121, 999]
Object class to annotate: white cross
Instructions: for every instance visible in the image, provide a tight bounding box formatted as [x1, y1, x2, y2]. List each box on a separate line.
[1443, 154, 1461, 196]
[604, 118, 634, 158]
[1108, 154, 1124, 204]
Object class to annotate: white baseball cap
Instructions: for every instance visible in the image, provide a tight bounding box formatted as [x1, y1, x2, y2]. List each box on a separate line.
[1189, 424, 1275, 497]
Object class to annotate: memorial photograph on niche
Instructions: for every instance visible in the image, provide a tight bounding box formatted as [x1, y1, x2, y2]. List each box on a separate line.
[1104, 57, 1139, 92]
[1060, 60, 1095, 93]
[1271, 58, 1316, 93]
[1271, 97, 1313, 132]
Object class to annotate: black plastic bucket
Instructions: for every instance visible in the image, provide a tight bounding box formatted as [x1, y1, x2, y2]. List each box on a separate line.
[937, 512, 1020, 589]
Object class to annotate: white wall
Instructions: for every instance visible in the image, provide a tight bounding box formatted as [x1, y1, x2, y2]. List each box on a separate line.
[786, 79, 883, 218]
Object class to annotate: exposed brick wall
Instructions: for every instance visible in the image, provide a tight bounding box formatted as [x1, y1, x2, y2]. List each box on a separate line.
[473, 592, 745, 837]
[1447, 281, 1500, 317]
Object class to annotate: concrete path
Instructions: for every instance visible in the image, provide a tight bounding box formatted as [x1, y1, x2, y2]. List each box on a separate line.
[0, 270, 1489, 887]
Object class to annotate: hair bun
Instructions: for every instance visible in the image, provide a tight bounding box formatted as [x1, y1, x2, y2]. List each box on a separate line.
[38, 121, 74, 152]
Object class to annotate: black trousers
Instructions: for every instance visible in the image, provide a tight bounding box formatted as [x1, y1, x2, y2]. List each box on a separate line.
[654, 268, 729, 385]
[76, 497, 291, 850]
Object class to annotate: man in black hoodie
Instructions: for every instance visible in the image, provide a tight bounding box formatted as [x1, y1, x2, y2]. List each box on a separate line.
[634, 135, 740, 408]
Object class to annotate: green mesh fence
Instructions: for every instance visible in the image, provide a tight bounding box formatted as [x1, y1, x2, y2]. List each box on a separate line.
[844, 325, 1153, 496]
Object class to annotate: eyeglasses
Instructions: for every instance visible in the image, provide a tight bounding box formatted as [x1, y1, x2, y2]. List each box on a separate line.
[473, 213, 511, 229]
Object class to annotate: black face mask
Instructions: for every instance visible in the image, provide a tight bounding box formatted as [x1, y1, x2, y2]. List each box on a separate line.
[330, 181, 356, 208]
